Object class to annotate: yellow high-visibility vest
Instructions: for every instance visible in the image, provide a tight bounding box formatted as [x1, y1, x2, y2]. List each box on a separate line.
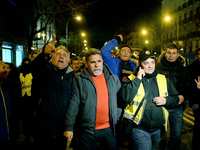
[123, 73, 169, 131]
[20, 73, 33, 97]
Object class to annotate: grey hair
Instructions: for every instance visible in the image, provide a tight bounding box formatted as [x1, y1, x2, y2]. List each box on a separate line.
[56, 45, 70, 54]
[85, 48, 102, 62]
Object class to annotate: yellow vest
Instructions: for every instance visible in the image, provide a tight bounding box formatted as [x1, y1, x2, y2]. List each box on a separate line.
[20, 73, 33, 97]
[123, 74, 169, 131]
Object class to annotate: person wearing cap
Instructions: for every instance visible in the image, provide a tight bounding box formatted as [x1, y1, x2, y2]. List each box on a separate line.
[31, 35, 75, 150]
[156, 43, 191, 150]
[120, 50, 179, 150]
[100, 35, 136, 83]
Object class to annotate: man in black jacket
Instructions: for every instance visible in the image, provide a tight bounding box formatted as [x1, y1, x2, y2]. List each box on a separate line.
[156, 43, 191, 150]
[187, 48, 200, 150]
[120, 50, 179, 150]
[31, 35, 75, 150]
[64, 49, 121, 150]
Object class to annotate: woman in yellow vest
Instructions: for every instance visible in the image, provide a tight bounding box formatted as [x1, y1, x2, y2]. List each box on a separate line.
[120, 50, 180, 150]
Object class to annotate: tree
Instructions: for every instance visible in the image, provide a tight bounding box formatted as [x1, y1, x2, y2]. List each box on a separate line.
[4, 0, 97, 55]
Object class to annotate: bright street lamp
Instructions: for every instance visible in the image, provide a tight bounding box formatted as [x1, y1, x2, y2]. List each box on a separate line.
[145, 40, 148, 44]
[165, 17, 170, 21]
[142, 30, 146, 34]
[66, 16, 81, 49]
[165, 16, 179, 47]
[84, 40, 87, 43]
[81, 33, 86, 37]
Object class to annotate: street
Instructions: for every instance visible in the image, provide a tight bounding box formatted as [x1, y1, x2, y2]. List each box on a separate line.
[158, 105, 194, 150]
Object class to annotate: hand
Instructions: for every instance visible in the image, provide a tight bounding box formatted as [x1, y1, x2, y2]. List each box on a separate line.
[192, 104, 199, 110]
[153, 97, 166, 106]
[178, 95, 184, 105]
[44, 35, 57, 56]
[194, 76, 200, 89]
[63, 131, 73, 142]
[137, 67, 145, 80]
[117, 35, 123, 42]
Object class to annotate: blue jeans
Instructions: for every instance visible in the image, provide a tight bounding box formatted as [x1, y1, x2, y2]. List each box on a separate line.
[131, 128, 161, 150]
[168, 105, 183, 150]
[79, 127, 117, 150]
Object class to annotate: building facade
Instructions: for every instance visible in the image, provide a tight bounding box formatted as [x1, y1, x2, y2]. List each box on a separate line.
[161, 0, 200, 53]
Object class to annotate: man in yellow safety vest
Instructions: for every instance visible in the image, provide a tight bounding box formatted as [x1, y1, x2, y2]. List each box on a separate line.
[120, 50, 180, 150]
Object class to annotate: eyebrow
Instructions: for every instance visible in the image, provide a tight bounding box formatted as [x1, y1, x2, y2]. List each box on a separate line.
[90, 60, 102, 63]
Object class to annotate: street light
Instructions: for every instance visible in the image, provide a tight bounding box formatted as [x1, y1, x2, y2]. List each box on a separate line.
[81, 33, 86, 37]
[142, 30, 146, 34]
[84, 40, 87, 43]
[66, 16, 81, 49]
[165, 16, 179, 48]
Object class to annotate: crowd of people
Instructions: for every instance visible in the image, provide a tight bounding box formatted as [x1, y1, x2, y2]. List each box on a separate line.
[0, 34, 200, 150]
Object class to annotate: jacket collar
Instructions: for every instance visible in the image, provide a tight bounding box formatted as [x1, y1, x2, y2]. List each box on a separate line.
[50, 63, 75, 76]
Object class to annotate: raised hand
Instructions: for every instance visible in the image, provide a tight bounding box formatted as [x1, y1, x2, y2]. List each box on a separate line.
[194, 76, 200, 89]
[44, 35, 57, 56]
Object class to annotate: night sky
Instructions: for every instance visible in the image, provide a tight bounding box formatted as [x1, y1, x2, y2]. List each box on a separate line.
[81, 0, 161, 49]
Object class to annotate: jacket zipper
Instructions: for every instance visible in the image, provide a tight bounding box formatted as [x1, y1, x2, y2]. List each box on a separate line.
[0, 86, 10, 140]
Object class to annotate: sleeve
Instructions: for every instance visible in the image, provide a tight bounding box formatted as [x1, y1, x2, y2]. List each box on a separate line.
[100, 39, 119, 67]
[64, 76, 81, 131]
[180, 68, 191, 101]
[119, 77, 142, 103]
[164, 79, 179, 109]
[31, 51, 51, 76]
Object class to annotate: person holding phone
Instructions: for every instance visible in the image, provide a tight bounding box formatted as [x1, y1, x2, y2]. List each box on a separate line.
[120, 50, 180, 150]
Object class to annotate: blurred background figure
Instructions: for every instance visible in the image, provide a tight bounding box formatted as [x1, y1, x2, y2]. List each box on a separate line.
[18, 58, 33, 144]
[70, 57, 82, 72]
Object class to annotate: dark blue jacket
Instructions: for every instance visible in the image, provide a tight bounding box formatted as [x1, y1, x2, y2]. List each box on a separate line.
[100, 39, 136, 80]
[0, 79, 19, 142]
[65, 64, 121, 135]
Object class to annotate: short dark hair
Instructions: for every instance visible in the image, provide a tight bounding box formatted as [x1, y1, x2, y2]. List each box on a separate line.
[71, 57, 80, 64]
[166, 43, 179, 52]
[85, 48, 102, 62]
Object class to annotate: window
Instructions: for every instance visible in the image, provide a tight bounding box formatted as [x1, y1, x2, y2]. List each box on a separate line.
[179, 0, 182, 6]
[2, 43, 13, 63]
[16, 45, 24, 67]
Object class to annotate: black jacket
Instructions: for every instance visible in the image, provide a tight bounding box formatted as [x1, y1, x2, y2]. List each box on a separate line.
[64, 64, 121, 135]
[187, 60, 200, 106]
[120, 70, 179, 132]
[156, 56, 191, 100]
[31, 52, 75, 133]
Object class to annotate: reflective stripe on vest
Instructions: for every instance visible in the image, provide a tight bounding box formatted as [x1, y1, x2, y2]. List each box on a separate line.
[124, 74, 169, 131]
[20, 73, 33, 97]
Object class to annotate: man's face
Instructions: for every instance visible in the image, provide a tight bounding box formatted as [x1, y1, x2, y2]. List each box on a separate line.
[195, 51, 200, 62]
[5, 64, 10, 76]
[141, 58, 155, 74]
[165, 48, 179, 62]
[31, 54, 38, 61]
[51, 49, 69, 70]
[0, 62, 7, 79]
[85, 54, 103, 76]
[119, 47, 131, 62]
[71, 60, 80, 72]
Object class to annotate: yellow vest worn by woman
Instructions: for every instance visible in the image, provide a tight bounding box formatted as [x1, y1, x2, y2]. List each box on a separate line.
[123, 73, 169, 131]
[20, 73, 33, 97]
